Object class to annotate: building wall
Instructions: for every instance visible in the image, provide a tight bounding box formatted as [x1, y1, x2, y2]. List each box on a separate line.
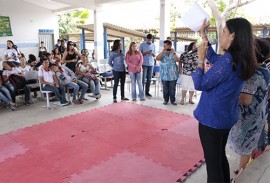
[0, 0, 59, 64]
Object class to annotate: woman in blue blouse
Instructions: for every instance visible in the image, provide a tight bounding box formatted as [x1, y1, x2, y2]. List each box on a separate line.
[108, 40, 129, 103]
[192, 18, 257, 182]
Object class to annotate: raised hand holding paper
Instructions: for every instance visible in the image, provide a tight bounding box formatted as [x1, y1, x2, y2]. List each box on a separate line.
[181, 2, 210, 32]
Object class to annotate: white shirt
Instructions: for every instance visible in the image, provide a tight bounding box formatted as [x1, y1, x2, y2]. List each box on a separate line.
[2, 67, 21, 77]
[19, 65, 32, 73]
[38, 65, 55, 85]
[77, 61, 90, 73]
[4, 48, 21, 63]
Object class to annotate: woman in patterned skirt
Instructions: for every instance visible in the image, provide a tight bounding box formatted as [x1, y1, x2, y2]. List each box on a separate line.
[228, 38, 270, 174]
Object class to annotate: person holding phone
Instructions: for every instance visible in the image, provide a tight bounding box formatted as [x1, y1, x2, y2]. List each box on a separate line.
[156, 40, 179, 105]
[139, 34, 156, 97]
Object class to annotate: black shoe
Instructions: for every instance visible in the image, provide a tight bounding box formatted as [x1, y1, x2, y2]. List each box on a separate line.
[24, 101, 31, 106]
[171, 102, 177, 105]
[145, 93, 152, 97]
[113, 98, 117, 103]
[121, 97, 129, 101]
[163, 101, 168, 105]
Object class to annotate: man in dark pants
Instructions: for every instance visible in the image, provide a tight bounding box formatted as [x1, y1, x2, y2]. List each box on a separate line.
[139, 34, 156, 97]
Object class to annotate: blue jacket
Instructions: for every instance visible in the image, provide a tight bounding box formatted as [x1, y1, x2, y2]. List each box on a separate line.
[192, 46, 243, 129]
[108, 51, 126, 72]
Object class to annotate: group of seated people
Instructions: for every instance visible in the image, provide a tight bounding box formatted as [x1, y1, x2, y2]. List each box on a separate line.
[0, 40, 101, 110]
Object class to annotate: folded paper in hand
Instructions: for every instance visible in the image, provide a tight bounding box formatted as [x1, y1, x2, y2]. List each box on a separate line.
[181, 2, 210, 32]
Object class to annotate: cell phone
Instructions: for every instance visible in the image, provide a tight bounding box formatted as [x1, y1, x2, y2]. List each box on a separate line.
[166, 49, 172, 51]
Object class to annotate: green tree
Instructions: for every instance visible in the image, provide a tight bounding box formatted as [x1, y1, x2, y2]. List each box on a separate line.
[58, 10, 90, 39]
[170, 2, 181, 32]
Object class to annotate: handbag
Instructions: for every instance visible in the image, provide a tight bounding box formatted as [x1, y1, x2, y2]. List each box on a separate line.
[9, 74, 27, 89]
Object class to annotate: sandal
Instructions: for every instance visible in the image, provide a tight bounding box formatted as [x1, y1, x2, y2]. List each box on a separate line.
[189, 99, 195, 104]
[10, 103, 17, 111]
[72, 99, 81, 104]
[180, 100, 185, 105]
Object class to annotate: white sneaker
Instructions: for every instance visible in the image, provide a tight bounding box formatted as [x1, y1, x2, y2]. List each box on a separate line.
[95, 93, 101, 98]
[60, 102, 70, 106]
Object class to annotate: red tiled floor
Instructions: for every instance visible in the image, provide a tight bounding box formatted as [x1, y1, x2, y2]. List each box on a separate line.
[66, 151, 181, 183]
[0, 135, 27, 162]
[0, 103, 203, 182]
[129, 131, 203, 172]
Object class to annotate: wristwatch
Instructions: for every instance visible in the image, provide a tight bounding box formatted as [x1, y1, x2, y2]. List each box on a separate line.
[196, 60, 204, 64]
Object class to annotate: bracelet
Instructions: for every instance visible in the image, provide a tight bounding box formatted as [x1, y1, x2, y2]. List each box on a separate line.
[196, 60, 204, 64]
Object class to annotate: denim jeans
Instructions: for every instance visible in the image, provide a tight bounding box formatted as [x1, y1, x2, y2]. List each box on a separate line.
[142, 65, 153, 94]
[5, 82, 30, 102]
[113, 70, 126, 99]
[77, 80, 88, 99]
[162, 80, 177, 103]
[81, 77, 100, 95]
[0, 91, 11, 104]
[66, 82, 80, 101]
[129, 72, 144, 100]
[43, 84, 67, 104]
[0, 85, 13, 104]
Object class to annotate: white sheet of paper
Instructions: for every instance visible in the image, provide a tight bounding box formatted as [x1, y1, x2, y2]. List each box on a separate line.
[181, 2, 210, 32]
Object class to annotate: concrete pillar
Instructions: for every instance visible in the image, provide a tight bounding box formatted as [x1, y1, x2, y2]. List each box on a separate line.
[80, 28, 85, 50]
[262, 27, 269, 38]
[103, 27, 108, 59]
[159, 0, 170, 51]
[173, 32, 177, 51]
[94, 4, 104, 61]
[121, 37, 125, 54]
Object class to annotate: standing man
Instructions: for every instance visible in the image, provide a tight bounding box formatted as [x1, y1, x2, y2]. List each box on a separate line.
[55, 39, 61, 49]
[58, 39, 66, 57]
[139, 34, 156, 97]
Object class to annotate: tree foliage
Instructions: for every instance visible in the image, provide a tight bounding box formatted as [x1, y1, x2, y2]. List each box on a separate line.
[58, 10, 90, 39]
[170, 2, 181, 32]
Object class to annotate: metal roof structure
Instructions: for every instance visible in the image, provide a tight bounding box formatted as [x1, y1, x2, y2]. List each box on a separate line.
[174, 24, 270, 33]
[77, 23, 146, 39]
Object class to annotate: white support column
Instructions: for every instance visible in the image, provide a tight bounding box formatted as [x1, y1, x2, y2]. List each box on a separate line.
[94, 4, 104, 61]
[159, 0, 170, 52]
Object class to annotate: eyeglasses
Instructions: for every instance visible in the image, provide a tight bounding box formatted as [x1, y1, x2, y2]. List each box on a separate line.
[69, 44, 74, 46]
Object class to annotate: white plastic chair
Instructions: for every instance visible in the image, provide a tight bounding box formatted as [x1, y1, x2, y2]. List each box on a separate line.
[38, 78, 54, 109]
[98, 59, 113, 90]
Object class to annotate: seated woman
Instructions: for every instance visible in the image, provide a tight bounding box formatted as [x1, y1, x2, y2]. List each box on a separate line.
[0, 76, 16, 110]
[19, 56, 32, 73]
[38, 58, 69, 106]
[52, 64, 88, 104]
[4, 40, 21, 66]
[2, 61, 31, 105]
[76, 54, 101, 99]
[28, 54, 38, 69]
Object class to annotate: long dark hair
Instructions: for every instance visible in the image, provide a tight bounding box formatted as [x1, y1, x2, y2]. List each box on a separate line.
[3, 61, 16, 68]
[187, 42, 196, 52]
[111, 40, 121, 52]
[67, 41, 74, 52]
[255, 38, 270, 63]
[226, 18, 257, 80]
[6, 40, 18, 52]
